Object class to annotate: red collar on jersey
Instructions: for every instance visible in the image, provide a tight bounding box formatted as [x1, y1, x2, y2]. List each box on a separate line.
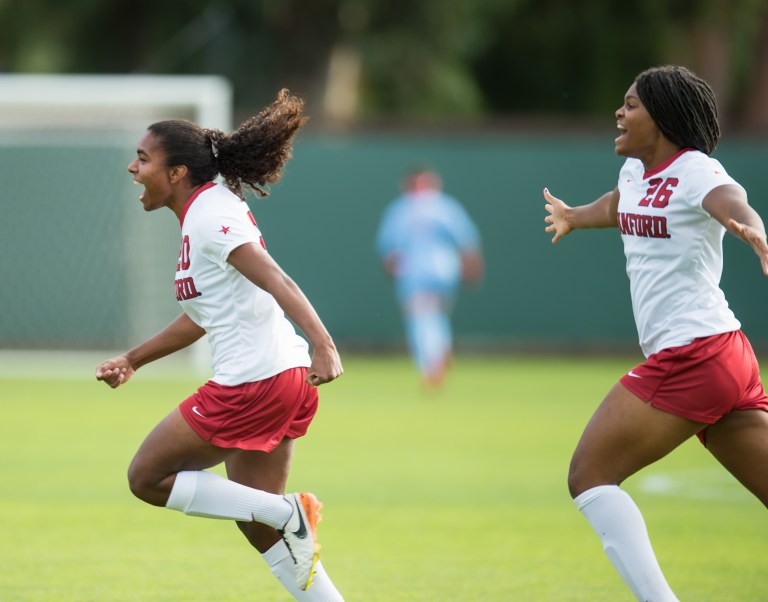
[179, 181, 217, 226]
[643, 147, 696, 179]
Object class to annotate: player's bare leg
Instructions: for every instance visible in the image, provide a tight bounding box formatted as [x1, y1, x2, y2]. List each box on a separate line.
[569, 383, 703, 496]
[227, 439, 344, 600]
[705, 409, 768, 506]
[127, 407, 233, 505]
[226, 439, 295, 552]
[127, 408, 293, 527]
[569, 383, 704, 602]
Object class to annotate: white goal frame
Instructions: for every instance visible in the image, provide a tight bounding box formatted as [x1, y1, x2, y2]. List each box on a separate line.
[0, 74, 232, 373]
[0, 73, 232, 131]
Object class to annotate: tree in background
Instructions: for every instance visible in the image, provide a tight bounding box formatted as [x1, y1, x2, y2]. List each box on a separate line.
[0, 0, 766, 131]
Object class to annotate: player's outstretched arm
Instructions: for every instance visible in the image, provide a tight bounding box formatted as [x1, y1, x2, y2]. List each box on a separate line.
[95, 313, 205, 388]
[703, 184, 768, 277]
[728, 219, 768, 276]
[543, 187, 620, 244]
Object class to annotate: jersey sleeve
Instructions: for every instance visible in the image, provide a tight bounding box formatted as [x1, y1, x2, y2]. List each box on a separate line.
[685, 156, 744, 209]
[443, 196, 481, 251]
[197, 200, 262, 269]
[617, 158, 636, 188]
[375, 200, 402, 259]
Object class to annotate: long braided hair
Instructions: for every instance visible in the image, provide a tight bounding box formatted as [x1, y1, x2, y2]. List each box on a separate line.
[147, 89, 308, 199]
[634, 65, 720, 155]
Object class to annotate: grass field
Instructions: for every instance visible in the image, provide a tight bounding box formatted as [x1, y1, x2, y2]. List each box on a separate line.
[1, 353, 766, 601]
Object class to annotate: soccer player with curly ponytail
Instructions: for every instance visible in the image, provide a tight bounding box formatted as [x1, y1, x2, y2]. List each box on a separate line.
[96, 89, 345, 601]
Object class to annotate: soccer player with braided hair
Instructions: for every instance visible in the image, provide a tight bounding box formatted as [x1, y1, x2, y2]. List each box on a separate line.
[96, 89, 345, 601]
[543, 65, 768, 601]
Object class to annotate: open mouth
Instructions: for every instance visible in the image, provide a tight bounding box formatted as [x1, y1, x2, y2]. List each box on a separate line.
[133, 180, 146, 201]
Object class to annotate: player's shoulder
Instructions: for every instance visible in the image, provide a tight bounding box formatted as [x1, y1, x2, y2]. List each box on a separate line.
[619, 157, 644, 179]
[672, 151, 744, 205]
[671, 149, 729, 175]
[381, 196, 409, 219]
[199, 182, 240, 204]
[184, 184, 251, 234]
[194, 184, 248, 216]
[675, 151, 741, 192]
[677, 148, 714, 165]
[440, 192, 463, 207]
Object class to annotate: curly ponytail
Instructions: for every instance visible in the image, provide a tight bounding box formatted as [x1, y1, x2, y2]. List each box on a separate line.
[205, 89, 309, 199]
[148, 89, 308, 199]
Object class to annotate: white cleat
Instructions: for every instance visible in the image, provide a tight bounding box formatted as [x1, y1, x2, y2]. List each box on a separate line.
[280, 492, 322, 591]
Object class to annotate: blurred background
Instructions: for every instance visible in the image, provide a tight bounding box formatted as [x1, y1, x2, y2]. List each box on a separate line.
[1, 0, 767, 363]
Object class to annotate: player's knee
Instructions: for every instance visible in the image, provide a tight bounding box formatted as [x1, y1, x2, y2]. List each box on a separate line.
[568, 454, 623, 499]
[567, 456, 589, 499]
[126, 462, 164, 506]
[567, 470, 581, 499]
[126, 466, 149, 501]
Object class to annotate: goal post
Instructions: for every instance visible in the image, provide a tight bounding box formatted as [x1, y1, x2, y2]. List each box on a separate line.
[0, 74, 232, 374]
[0, 73, 232, 131]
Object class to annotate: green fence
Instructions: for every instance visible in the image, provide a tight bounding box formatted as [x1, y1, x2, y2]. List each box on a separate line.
[1, 132, 766, 353]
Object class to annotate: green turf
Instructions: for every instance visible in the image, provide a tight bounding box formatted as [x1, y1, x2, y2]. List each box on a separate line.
[1, 354, 766, 601]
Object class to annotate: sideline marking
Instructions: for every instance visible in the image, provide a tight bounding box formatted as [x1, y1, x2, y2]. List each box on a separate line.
[637, 469, 754, 503]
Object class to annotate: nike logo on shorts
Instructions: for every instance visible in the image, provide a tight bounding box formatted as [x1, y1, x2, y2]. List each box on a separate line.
[192, 405, 207, 418]
[627, 370, 642, 378]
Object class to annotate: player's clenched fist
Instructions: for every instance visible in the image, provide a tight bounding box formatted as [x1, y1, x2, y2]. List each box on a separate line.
[95, 356, 135, 388]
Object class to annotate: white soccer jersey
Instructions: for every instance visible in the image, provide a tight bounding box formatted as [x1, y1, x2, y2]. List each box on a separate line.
[616, 148, 742, 357]
[175, 182, 310, 385]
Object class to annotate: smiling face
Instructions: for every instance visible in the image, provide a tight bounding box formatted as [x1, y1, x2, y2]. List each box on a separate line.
[614, 82, 668, 166]
[127, 130, 176, 213]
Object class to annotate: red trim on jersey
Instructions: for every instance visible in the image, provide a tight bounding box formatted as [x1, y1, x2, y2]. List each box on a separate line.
[643, 148, 696, 179]
[179, 181, 217, 227]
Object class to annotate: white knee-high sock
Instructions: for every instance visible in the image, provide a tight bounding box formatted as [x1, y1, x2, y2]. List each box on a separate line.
[574, 485, 679, 602]
[262, 540, 345, 601]
[165, 470, 292, 529]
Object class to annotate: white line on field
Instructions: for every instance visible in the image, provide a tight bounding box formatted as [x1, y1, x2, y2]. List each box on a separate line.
[637, 469, 755, 503]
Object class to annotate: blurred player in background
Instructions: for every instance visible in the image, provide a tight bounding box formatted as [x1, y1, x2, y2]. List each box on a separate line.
[543, 65, 768, 601]
[96, 89, 345, 601]
[376, 167, 484, 389]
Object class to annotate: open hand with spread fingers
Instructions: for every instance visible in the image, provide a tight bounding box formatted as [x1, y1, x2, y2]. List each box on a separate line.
[543, 187, 573, 244]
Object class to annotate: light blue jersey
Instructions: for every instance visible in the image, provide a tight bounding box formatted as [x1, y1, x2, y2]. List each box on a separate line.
[376, 190, 481, 302]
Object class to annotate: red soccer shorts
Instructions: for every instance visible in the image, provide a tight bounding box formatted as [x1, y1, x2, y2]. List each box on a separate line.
[620, 330, 768, 427]
[179, 367, 319, 452]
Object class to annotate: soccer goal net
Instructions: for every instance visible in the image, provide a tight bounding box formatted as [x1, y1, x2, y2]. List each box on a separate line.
[0, 74, 232, 359]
